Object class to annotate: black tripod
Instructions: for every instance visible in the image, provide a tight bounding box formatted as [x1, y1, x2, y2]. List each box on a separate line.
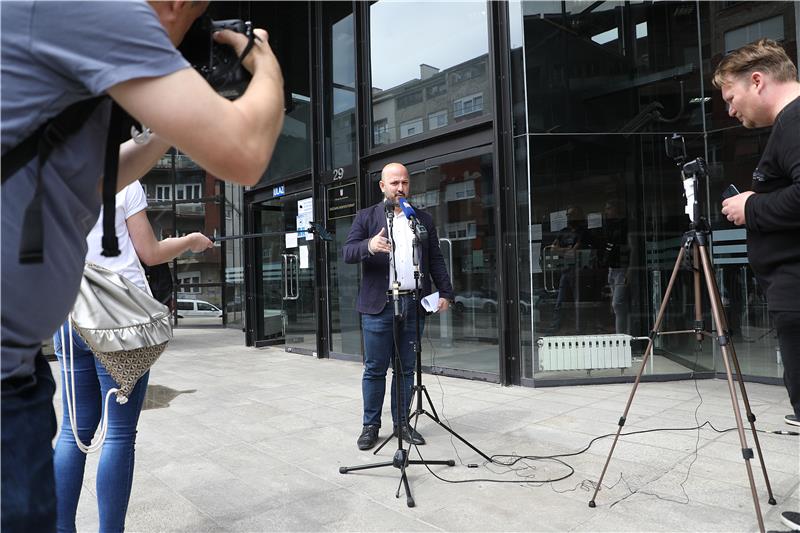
[339, 203, 454, 507]
[589, 142, 776, 533]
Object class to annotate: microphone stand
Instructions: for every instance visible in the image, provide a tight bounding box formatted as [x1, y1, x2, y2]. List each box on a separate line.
[339, 202, 454, 507]
[373, 215, 491, 463]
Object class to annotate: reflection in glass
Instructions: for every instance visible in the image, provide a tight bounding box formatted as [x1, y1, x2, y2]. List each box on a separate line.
[404, 153, 499, 375]
[327, 205, 361, 356]
[325, 3, 356, 170]
[224, 182, 245, 326]
[512, 0, 797, 382]
[257, 1, 312, 183]
[519, 1, 706, 135]
[370, 1, 490, 147]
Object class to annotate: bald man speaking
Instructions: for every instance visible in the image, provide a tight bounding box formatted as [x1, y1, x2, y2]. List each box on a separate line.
[343, 162, 454, 451]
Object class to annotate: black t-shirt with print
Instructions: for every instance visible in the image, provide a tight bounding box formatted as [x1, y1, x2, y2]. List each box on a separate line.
[744, 95, 800, 312]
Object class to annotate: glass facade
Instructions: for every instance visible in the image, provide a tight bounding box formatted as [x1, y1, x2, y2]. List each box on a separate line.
[510, 0, 798, 383]
[169, 0, 798, 389]
[369, 2, 491, 147]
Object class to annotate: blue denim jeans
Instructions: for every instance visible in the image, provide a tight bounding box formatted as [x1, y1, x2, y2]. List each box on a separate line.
[1, 350, 58, 533]
[53, 324, 150, 533]
[361, 295, 424, 428]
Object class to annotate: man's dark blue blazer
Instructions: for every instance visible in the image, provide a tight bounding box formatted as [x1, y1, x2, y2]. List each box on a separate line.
[343, 202, 454, 315]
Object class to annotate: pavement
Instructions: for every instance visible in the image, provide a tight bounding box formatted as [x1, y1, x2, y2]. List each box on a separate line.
[51, 328, 799, 532]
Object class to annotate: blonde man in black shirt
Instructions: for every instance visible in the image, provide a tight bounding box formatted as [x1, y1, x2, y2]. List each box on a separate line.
[716, 38, 800, 533]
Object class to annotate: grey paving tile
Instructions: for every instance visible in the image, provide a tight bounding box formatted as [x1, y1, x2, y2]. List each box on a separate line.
[53, 328, 798, 532]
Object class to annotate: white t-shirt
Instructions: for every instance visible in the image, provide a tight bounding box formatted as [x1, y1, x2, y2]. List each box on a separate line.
[86, 181, 149, 292]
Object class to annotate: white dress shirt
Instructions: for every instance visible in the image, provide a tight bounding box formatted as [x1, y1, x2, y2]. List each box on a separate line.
[388, 211, 417, 291]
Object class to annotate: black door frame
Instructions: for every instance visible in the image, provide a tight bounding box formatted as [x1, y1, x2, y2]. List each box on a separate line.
[244, 175, 316, 349]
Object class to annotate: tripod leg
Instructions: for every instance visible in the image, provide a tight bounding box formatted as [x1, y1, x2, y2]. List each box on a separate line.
[693, 247, 704, 343]
[698, 248, 770, 531]
[703, 255, 776, 506]
[698, 247, 766, 532]
[397, 466, 415, 507]
[590, 246, 687, 507]
[422, 385, 440, 420]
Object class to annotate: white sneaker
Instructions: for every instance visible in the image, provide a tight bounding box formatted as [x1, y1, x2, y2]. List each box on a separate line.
[781, 511, 800, 531]
[785, 414, 800, 427]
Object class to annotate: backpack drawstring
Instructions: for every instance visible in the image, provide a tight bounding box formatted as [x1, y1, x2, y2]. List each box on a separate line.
[60, 320, 123, 454]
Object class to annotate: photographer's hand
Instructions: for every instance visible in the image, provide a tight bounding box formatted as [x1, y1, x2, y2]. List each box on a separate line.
[212, 28, 282, 84]
[721, 191, 755, 226]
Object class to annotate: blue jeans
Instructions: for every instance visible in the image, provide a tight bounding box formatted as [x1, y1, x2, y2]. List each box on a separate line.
[361, 295, 423, 428]
[53, 324, 150, 533]
[1, 350, 58, 533]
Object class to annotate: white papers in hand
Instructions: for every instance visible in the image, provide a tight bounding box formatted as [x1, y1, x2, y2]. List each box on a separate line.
[422, 292, 440, 313]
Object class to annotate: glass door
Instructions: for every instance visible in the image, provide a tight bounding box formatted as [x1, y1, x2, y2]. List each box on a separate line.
[252, 189, 317, 354]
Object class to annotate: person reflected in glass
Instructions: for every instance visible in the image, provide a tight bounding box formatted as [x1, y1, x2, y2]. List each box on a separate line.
[601, 200, 632, 334]
[548, 206, 590, 333]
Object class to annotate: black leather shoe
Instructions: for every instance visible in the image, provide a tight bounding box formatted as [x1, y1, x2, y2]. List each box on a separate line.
[394, 424, 425, 445]
[357, 425, 380, 450]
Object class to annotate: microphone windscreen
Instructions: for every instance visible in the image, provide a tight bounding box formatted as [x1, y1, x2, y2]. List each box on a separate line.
[398, 197, 416, 218]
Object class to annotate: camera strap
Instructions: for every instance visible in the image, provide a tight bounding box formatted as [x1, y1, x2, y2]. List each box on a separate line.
[1, 97, 124, 263]
[210, 31, 258, 90]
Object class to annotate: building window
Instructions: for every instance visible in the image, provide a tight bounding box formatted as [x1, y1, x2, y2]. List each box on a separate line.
[369, 1, 490, 149]
[396, 90, 423, 109]
[445, 220, 477, 241]
[175, 184, 202, 201]
[178, 273, 201, 293]
[453, 93, 483, 118]
[156, 184, 171, 201]
[428, 110, 448, 130]
[426, 81, 447, 98]
[724, 16, 784, 52]
[374, 118, 389, 145]
[449, 61, 486, 84]
[399, 118, 423, 139]
[445, 179, 476, 201]
[410, 190, 440, 209]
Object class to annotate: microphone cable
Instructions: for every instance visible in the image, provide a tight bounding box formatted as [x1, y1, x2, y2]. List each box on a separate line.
[414, 325, 795, 493]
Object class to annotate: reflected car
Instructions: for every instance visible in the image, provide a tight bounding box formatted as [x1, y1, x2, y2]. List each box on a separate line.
[453, 290, 537, 316]
[454, 290, 497, 313]
[176, 299, 223, 319]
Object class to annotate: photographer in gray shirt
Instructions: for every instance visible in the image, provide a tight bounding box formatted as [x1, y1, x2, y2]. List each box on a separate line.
[1, 2, 284, 530]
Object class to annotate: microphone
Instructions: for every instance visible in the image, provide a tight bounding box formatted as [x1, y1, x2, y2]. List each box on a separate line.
[384, 198, 395, 218]
[397, 197, 417, 219]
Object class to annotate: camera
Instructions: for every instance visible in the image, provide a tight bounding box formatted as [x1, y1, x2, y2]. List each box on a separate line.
[665, 133, 709, 225]
[195, 18, 253, 98]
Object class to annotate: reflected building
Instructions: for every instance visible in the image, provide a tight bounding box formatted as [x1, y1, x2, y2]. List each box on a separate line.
[148, 0, 798, 389]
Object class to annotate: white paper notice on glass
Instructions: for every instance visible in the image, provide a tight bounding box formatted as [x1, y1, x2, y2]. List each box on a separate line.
[299, 245, 309, 269]
[550, 210, 568, 232]
[285, 232, 298, 249]
[297, 197, 313, 240]
[530, 224, 543, 241]
[587, 212, 602, 229]
[421, 291, 440, 313]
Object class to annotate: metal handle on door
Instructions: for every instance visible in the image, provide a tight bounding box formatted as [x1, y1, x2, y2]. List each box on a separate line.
[281, 254, 290, 299]
[284, 254, 300, 300]
[542, 245, 558, 294]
